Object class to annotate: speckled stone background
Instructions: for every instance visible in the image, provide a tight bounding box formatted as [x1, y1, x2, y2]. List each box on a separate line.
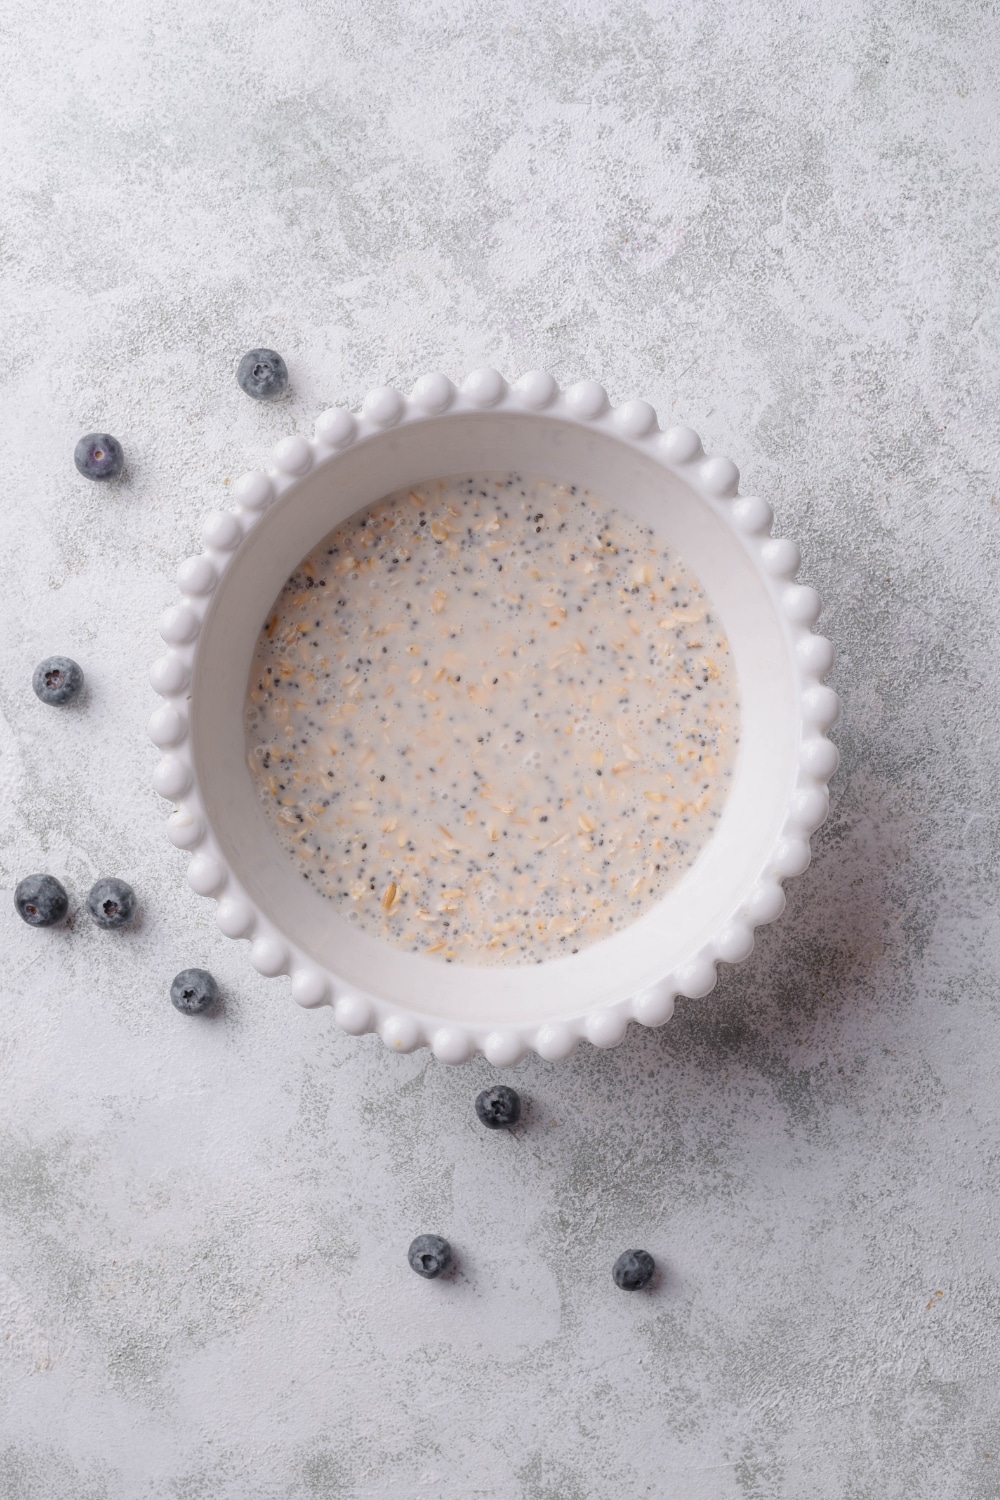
[1, 1, 998, 1496]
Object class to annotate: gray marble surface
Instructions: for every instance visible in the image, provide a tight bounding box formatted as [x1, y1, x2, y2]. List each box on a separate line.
[2, 2, 998, 1496]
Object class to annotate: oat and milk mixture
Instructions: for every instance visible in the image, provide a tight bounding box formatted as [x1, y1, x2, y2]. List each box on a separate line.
[244, 474, 740, 965]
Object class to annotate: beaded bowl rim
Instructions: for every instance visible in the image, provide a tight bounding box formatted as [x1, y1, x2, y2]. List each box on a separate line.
[149, 368, 839, 1066]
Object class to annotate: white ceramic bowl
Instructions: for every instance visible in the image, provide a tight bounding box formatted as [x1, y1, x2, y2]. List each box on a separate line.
[149, 369, 838, 1065]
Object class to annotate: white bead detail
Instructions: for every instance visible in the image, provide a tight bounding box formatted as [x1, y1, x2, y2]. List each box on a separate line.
[152, 756, 191, 799]
[483, 1030, 527, 1067]
[700, 455, 740, 496]
[432, 1027, 474, 1064]
[802, 684, 840, 730]
[201, 511, 243, 551]
[534, 1024, 577, 1061]
[411, 373, 455, 412]
[612, 400, 657, 438]
[216, 898, 254, 938]
[801, 737, 840, 779]
[272, 436, 312, 476]
[716, 924, 755, 964]
[772, 838, 812, 878]
[796, 632, 834, 673]
[158, 605, 200, 646]
[166, 809, 204, 849]
[187, 855, 225, 895]
[791, 788, 830, 831]
[462, 368, 507, 406]
[785, 585, 823, 626]
[632, 982, 676, 1027]
[335, 994, 373, 1035]
[291, 970, 329, 1008]
[363, 387, 403, 426]
[148, 706, 187, 747]
[747, 883, 786, 924]
[761, 538, 801, 578]
[676, 957, 717, 998]
[513, 370, 557, 409]
[585, 1010, 629, 1049]
[176, 555, 217, 596]
[731, 496, 773, 534]
[381, 1014, 420, 1052]
[315, 408, 356, 447]
[232, 471, 273, 512]
[149, 654, 189, 696]
[251, 936, 289, 977]
[565, 380, 608, 419]
[660, 425, 702, 462]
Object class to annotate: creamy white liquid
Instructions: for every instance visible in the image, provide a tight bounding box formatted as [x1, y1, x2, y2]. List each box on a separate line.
[245, 473, 740, 966]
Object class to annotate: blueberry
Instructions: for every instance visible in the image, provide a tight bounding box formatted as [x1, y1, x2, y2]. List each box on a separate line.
[475, 1084, 521, 1130]
[86, 878, 136, 929]
[407, 1234, 452, 1279]
[170, 968, 218, 1015]
[612, 1250, 655, 1291]
[236, 348, 288, 401]
[14, 874, 69, 928]
[74, 433, 124, 480]
[32, 656, 84, 707]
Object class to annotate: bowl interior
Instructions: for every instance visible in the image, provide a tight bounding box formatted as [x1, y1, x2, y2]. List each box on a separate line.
[192, 412, 797, 1025]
